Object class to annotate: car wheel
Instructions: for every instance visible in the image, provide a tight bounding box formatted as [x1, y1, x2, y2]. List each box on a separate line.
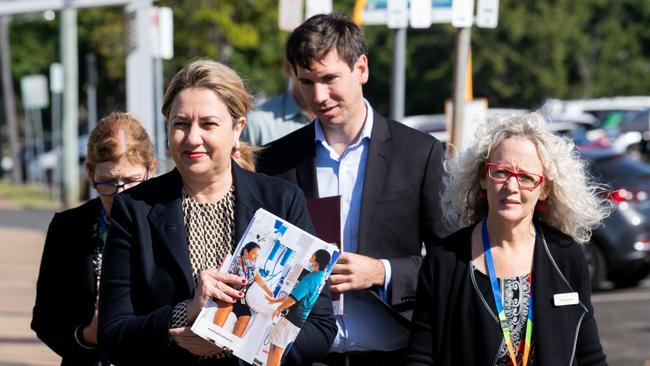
[585, 243, 606, 290]
[612, 267, 650, 288]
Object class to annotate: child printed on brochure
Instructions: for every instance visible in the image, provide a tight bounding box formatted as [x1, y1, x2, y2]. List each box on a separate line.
[213, 241, 273, 337]
[265, 249, 332, 366]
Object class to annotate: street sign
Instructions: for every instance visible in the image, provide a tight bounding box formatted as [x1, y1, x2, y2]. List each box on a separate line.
[387, 0, 408, 29]
[306, 0, 332, 19]
[150, 6, 173, 59]
[20, 75, 49, 109]
[451, 0, 474, 28]
[49, 63, 64, 94]
[360, 0, 452, 26]
[476, 0, 499, 28]
[279, 0, 303, 31]
[410, 0, 433, 28]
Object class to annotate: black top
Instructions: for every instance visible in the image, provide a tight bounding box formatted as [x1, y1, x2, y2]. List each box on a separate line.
[32, 198, 106, 365]
[406, 223, 607, 366]
[97, 164, 337, 365]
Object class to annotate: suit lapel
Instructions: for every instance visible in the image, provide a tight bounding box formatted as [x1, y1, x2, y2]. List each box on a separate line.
[295, 124, 318, 198]
[147, 170, 194, 295]
[232, 163, 262, 243]
[358, 112, 391, 254]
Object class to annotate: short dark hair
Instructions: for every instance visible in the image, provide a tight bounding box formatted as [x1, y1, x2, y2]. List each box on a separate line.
[312, 249, 331, 271]
[285, 12, 368, 73]
[241, 242, 260, 256]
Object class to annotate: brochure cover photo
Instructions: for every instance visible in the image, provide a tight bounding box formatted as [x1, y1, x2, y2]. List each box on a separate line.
[191, 208, 340, 366]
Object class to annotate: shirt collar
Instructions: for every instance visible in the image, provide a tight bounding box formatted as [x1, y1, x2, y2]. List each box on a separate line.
[282, 90, 309, 121]
[315, 99, 374, 145]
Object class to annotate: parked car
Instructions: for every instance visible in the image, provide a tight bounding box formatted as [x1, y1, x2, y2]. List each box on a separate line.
[581, 148, 650, 289]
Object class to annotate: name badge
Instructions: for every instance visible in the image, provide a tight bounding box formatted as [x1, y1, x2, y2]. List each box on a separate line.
[553, 292, 579, 306]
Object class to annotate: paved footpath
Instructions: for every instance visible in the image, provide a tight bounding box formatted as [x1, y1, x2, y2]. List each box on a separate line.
[0, 205, 60, 365]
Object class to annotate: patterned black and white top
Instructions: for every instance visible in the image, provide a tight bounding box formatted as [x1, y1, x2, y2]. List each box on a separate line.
[494, 272, 536, 366]
[170, 187, 236, 328]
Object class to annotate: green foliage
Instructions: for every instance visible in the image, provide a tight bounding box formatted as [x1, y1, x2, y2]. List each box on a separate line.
[4, 0, 649, 119]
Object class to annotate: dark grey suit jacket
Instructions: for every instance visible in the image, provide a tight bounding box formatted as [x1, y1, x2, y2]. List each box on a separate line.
[98, 164, 337, 365]
[257, 111, 451, 322]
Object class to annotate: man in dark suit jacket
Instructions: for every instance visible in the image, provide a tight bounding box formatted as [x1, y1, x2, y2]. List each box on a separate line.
[257, 13, 450, 366]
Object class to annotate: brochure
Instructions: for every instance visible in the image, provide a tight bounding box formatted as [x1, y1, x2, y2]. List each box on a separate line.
[306, 196, 344, 315]
[191, 208, 340, 366]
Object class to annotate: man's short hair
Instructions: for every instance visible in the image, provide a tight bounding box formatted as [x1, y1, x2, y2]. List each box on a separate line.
[285, 12, 368, 73]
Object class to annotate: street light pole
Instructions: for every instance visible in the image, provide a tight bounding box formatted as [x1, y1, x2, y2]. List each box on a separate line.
[390, 27, 407, 121]
[0, 15, 22, 183]
[61, 7, 80, 208]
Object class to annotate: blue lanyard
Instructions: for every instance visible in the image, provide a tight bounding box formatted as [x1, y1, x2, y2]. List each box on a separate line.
[481, 220, 535, 366]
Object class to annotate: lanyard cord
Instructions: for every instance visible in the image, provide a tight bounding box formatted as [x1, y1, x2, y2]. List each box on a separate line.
[481, 220, 534, 366]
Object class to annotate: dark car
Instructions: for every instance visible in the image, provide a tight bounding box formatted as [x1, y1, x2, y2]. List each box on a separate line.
[582, 148, 650, 289]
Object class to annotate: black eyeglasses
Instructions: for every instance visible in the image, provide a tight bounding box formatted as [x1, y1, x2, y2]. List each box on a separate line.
[93, 172, 149, 196]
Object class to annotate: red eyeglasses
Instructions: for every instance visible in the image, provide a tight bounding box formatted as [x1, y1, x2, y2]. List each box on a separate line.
[485, 162, 545, 189]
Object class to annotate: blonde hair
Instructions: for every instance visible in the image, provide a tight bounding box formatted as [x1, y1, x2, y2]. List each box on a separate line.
[86, 112, 154, 174]
[162, 59, 259, 171]
[442, 112, 611, 244]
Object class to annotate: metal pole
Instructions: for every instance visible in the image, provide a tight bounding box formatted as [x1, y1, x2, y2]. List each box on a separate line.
[450, 27, 471, 153]
[24, 110, 34, 183]
[51, 89, 62, 201]
[390, 27, 406, 121]
[0, 15, 22, 183]
[34, 108, 46, 184]
[153, 56, 166, 172]
[85, 53, 97, 132]
[61, 8, 80, 208]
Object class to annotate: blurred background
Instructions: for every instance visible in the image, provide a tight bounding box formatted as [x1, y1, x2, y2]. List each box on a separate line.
[0, 0, 648, 365]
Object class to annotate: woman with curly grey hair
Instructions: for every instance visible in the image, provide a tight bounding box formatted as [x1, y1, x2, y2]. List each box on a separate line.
[406, 112, 610, 365]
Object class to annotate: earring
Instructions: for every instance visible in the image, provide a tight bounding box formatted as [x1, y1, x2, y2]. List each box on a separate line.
[479, 189, 487, 199]
[536, 200, 546, 212]
[232, 140, 241, 160]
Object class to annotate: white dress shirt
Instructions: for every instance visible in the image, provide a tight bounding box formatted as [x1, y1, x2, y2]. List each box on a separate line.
[314, 101, 409, 352]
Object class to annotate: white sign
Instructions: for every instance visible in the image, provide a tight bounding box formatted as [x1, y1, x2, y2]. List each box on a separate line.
[387, 0, 408, 29]
[49, 63, 64, 94]
[279, 0, 303, 31]
[20, 74, 49, 110]
[306, 0, 332, 19]
[157, 7, 174, 59]
[451, 0, 474, 28]
[476, 0, 499, 28]
[410, 0, 433, 28]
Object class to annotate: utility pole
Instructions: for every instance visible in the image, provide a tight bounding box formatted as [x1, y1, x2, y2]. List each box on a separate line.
[0, 15, 22, 183]
[390, 27, 406, 121]
[450, 27, 471, 152]
[61, 7, 80, 208]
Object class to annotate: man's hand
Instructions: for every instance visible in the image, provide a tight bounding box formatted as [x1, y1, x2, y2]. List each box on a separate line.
[169, 327, 225, 356]
[328, 252, 385, 293]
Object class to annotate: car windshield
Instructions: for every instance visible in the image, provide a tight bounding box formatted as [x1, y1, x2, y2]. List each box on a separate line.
[587, 154, 650, 188]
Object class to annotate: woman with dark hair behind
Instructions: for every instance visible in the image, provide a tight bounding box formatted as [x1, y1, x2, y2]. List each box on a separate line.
[97, 59, 336, 365]
[32, 112, 155, 365]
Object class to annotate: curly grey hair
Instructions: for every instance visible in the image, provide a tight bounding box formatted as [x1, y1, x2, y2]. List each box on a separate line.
[441, 112, 611, 244]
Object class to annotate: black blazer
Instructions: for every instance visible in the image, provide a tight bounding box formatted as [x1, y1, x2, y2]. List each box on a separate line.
[257, 111, 450, 320]
[97, 165, 337, 365]
[32, 198, 105, 365]
[406, 224, 607, 366]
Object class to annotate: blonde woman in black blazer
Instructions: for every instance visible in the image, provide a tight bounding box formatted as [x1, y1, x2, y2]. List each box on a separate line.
[97, 60, 336, 366]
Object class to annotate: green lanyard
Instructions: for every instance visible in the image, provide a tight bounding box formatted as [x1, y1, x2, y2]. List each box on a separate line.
[482, 220, 534, 366]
